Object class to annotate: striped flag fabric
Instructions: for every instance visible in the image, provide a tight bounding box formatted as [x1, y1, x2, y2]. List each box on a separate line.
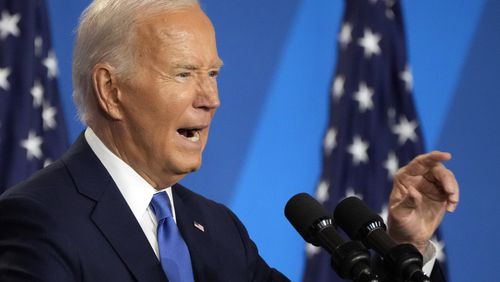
[0, 0, 68, 193]
[302, 0, 446, 281]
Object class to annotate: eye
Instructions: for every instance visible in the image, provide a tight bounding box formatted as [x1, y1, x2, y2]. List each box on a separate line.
[177, 72, 191, 78]
[208, 70, 219, 78]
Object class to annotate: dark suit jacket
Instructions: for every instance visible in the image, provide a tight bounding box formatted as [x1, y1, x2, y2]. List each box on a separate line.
[0, 135, 289, 282]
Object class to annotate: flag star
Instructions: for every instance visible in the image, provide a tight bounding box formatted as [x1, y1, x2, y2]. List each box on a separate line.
[31, 80, 44, 107]
[306, 243, 321, 257]
[44, 158, 53, 168]
[378, 205, 388, 222]
[0, 10, 21, 39]
[431, 236, 446, 262]
[34, 36, 43, 56]
[315, 180, 329, 204]
[383, 152, 399, 179]
[323, 127, 337, 155]
[385, 9, 395, 19]
[331, 75, 345, 100]
[347, 136, 369, 165]
[385, 0, 396, 8]
[358, 29, 382, 58]
[20, 131, 43, 160]
[385, 0, 396, 19]
[392, 116, 418, 145]
[344, 187, 363, 200]
[387, 108, 396, 120]
[42, 103, 57, 130]
[338, 23, 352, 48]
[0, 67, 11, 91]
[400, 65, 413, 92]
[43, 50, 58, 79]
[353, 82, 374, 112]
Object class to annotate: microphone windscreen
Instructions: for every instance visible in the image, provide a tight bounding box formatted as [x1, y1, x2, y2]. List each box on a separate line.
[284, 193, 329, 243]
[333, 196, 385, 240]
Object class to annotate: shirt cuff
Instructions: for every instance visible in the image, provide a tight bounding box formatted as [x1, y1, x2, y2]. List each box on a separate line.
[421, 239, 437, 276]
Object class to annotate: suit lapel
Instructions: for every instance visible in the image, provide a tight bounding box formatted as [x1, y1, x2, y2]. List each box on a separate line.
[172, 185, 215, 280]
[62, 134, 168, 282]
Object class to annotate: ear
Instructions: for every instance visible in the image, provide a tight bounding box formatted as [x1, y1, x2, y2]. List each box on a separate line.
[91, 63, 124, 120]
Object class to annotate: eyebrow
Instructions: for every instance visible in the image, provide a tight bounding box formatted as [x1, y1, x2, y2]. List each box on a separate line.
[175, 64, 198, 70]
[174, 60, 224, 70]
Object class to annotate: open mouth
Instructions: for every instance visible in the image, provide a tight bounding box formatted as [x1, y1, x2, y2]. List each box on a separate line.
[177, 128, 201, 142]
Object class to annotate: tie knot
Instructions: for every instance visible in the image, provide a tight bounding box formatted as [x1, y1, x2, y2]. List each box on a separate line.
[150, 192, 173, 221]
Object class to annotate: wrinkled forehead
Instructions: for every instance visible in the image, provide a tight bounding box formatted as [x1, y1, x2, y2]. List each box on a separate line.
[135, 6, 215, 46]
[132, 6, 220, 65]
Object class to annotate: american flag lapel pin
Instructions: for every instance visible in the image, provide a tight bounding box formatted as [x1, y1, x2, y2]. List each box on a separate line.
[193, 221, 205, 232]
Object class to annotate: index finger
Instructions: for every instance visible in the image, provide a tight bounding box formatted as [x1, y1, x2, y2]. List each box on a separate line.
[402, 151, 452, 176]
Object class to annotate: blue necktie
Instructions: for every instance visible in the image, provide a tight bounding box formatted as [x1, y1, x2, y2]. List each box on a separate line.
[150, 192, 194, 282]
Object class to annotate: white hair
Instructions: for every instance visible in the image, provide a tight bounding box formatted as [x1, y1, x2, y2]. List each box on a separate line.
[72, 0, 199, 124]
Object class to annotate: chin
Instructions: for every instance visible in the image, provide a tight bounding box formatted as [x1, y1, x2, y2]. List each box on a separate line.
[177, 157, 203, 174]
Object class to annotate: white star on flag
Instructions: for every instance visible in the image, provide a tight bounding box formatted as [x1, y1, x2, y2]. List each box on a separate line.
[20, 131, 43, 160]
[392, 116, 418, 145]
[383, 151, 398, 179]
[306, 243, 321, 257]
[400, 64, 413, 92]
[358, 29, 381, 58]
[347, 136, 369, 165]
[42, 103, 57, 130]
[34, 36, 43, 56]
[332, 75, 345, 100]
[344, 187, 363, 200]
[386, 9, 395, 20]
[315, 180, 330, 204]
[431, 236, 446, 262]
[0, 67, 11, 91]
[323, 127, 337, 155]
[43, 158, 53, 168]
[43, 50, 59, 79]
[0, 10, 21, 39]
[31, 80, 44, 107]
[385, 0, 396, 19]
[387, 108, 396, 120]
[338, 23, 352, 48]
[354, 82, 374, 112]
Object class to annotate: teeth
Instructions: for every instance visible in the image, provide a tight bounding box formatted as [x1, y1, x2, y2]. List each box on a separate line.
[186, 131, 200, 142]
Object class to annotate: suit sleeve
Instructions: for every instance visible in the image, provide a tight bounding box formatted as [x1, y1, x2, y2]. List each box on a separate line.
[222, 206, 290, 282]
[0, 196, 80, 282]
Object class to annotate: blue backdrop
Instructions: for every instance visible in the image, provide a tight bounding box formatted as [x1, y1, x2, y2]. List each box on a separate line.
[46, 0, 499, 281]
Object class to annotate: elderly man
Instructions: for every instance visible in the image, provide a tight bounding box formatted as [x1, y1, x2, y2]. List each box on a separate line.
[0, 0, 458, 281]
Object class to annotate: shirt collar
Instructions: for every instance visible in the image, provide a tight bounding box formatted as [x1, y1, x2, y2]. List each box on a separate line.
[84, 127, 174, 223]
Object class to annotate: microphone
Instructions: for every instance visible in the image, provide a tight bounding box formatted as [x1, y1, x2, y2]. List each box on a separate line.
[285, 193, 378, 282]
[334, 197, 430, 282]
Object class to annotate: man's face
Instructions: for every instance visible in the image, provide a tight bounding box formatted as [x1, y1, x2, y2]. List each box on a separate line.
[115, 5, 222, 187]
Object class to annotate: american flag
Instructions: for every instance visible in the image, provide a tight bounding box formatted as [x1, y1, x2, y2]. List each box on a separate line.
[0, 0, 68, 194]
[302, 0, 446, 281]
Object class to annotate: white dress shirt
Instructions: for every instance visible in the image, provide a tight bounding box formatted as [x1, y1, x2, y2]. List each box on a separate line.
[85, 127, 174, 259]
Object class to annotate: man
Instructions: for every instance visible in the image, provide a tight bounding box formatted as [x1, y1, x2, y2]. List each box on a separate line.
[0, 0, 458, 281]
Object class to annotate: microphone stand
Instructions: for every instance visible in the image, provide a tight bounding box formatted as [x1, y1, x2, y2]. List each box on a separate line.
[381, 243, 430, 282]
[329, 240, 379, 282]
[313, 219, 379, 282]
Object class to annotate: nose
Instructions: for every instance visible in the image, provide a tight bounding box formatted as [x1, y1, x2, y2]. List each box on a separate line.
[194, 76, 220, 111]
